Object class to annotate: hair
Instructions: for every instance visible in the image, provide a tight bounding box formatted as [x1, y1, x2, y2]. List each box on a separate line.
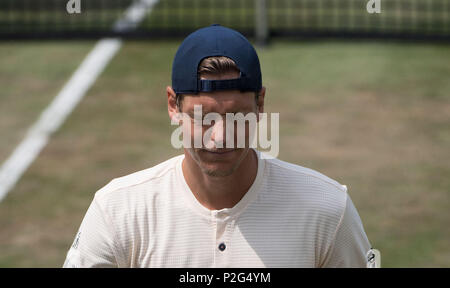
[197, 56, 240, 76]
[175, 56, 259, 111]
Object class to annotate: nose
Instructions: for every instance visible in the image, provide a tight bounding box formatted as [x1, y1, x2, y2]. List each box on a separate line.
[205, 117, 225, 149]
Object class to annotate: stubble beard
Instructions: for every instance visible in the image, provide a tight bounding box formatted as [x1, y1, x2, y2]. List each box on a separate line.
[186, 147, 250, 178]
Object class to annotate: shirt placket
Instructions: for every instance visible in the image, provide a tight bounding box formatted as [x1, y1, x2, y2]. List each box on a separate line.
[212, 210, 234, 267]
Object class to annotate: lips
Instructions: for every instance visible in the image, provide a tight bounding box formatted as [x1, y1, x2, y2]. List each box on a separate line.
[202, 149, 235, 154]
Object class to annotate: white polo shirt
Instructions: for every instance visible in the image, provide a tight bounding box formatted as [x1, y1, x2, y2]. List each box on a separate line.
[63, 150, 371, 268]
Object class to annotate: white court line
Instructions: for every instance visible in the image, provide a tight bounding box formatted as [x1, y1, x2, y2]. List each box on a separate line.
[0, 0, 159, 202]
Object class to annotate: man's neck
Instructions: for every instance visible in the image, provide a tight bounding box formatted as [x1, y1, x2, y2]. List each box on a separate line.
[182, 149, 258, 211]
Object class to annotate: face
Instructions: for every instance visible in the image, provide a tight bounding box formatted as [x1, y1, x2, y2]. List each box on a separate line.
[169, 72, 264, 177]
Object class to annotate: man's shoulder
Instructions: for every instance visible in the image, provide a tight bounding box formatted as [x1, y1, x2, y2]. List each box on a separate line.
[261, 155, 350, 225]
[95, 154, 183, 200]
[264, 156, 347, 194]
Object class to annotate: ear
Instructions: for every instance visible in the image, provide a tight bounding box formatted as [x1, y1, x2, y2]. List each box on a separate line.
[167, 86, 179, 121]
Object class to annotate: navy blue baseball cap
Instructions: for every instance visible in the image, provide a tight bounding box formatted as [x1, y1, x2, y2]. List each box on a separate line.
[171, 24, 262, 95]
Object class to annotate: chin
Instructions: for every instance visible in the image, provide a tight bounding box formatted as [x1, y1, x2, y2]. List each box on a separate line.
[202, 167, 236, 177]
[200, 162, 238, 177]
[189, 148, 249, 177]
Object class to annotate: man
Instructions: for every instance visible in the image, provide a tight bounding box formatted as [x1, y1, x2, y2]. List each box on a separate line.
[63, 24, 371, 268]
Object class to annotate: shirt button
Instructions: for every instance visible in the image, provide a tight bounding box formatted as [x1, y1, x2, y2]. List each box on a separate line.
[218, 242, 226, 251]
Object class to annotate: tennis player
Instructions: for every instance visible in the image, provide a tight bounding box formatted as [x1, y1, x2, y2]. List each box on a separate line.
[63, 25, 372, 268]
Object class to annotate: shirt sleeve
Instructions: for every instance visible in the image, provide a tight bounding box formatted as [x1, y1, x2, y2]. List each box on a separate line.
[321, 194, 371, 268]
[63, 196, 119, 268]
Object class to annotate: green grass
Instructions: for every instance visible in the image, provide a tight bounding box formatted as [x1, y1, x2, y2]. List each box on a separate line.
[0, 41, 94, 163]
[0, 40, 449, 267]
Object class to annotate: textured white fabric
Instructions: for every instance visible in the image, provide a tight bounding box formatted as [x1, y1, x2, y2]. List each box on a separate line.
[63, 150, 371, 268]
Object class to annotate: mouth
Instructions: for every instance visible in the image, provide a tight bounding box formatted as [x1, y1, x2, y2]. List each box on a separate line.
[202, 149, 236, 155]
